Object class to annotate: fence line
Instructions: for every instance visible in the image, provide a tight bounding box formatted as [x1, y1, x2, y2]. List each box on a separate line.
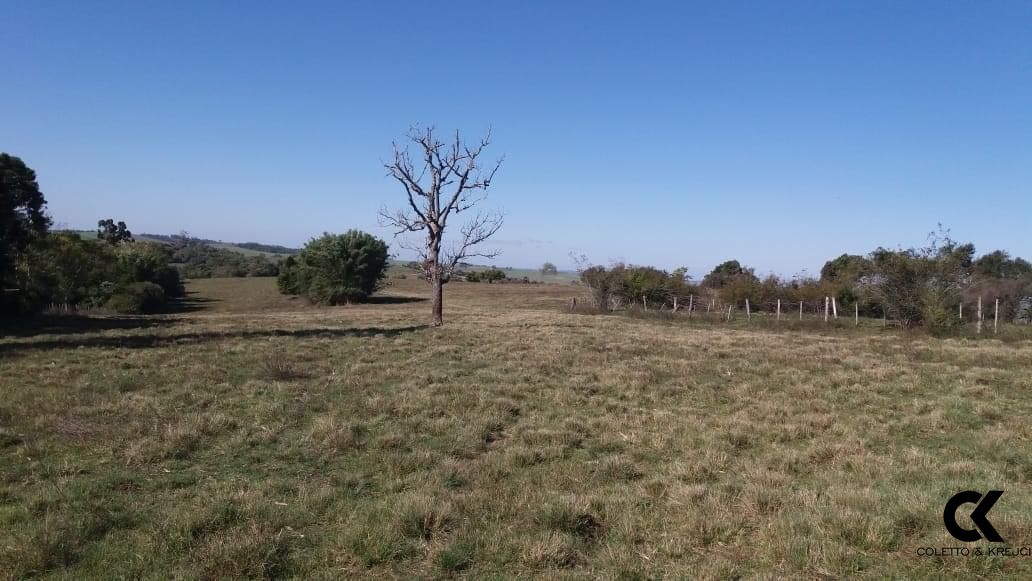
[573, 291, 1027, 334]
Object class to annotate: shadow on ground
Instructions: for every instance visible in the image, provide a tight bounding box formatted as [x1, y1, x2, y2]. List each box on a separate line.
[365, 295, 427, 305]
[166, 292, 220, 313]
[0, 325, 429, 355]
[0, 314, 179, 338]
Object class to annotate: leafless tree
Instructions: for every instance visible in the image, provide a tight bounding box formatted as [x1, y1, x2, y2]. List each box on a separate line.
[380, 126, 504, 326]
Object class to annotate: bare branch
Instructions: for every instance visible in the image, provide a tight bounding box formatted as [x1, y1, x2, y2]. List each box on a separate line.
[444, 211, 504, 269]
[377, 206, 426, 236]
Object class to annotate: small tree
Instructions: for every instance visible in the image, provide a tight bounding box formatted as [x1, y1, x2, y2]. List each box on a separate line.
[540, 262, 558, 276]
[278, 231, 389, 305]
[97, 218, 133, 244]
[380, 127, 504, 326]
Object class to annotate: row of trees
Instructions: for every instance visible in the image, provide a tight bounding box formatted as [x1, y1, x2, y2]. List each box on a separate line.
[577, 230, 1032, 332]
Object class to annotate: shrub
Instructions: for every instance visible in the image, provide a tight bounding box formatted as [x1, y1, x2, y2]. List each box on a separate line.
[277, 230, 389, 304]
[106, 282, 166, 314]
[116, 241, 183, 297]
[15, 233, 117, 311]
[481, 268, 506, 283]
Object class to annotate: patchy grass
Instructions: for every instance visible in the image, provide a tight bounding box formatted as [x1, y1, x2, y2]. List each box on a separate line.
[2, 277, 1032, 578]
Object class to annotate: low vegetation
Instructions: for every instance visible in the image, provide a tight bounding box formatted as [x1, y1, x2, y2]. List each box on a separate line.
[577, 229, 1032, 336]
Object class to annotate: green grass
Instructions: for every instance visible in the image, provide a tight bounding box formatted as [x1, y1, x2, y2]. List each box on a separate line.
[2, 277, 1032, 578]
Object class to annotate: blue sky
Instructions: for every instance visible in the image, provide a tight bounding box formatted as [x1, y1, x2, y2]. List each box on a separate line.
[4, 1, 1031, 278]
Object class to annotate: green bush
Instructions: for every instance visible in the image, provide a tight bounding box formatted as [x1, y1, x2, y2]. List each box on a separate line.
[15, 233, 117, 311]
[11, 233, 182, 314]
[481, 268, 506, 283]
[106, 282, 166, 314]
[277, 230, 389, 304]
[116, 241, 183, 297]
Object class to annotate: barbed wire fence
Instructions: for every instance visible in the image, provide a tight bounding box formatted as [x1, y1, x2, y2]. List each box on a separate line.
[567, 291, 1020, 335]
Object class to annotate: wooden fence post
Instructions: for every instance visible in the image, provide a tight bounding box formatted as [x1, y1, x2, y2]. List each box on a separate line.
[799, 301, 803, 321]
[673, 296, 678, 312]
[824, 297, 830, 323]
[977, 296, 983, 334]
[777, 299, 781, 321]
[959, 302, 963, 320]
[745, 299, 751, 320]
[855, 302, 859, 326]
[688, 295, 694, 318]
[995, 298, 1000, 335]
[726, 304, 733, 322]
[832, 297, 838, 319]
[642, 296, 647, 312]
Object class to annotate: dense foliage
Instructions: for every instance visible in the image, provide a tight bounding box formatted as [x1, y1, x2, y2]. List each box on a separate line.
[0, 154, 185, 315]
[277, 231, 389, 304]
[13, 233, 183, 314]
[1, 154, 51, 292]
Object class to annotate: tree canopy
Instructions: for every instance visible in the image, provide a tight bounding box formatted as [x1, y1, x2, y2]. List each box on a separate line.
[97, 218, 133, 244]
[1, 154, 51, 287]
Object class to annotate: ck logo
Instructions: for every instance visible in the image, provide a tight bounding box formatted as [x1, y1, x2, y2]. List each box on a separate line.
[943, 490, 1004, 542]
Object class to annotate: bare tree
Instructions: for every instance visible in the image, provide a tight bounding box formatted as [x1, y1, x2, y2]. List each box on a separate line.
[380, 126, 504, 326]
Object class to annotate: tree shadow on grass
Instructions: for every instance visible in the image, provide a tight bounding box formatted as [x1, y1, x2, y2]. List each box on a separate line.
[0, 325, 429, 355]
[365, 295, 427, 305]
[0, 314, 179, 338]
[165, 292, 220, 313]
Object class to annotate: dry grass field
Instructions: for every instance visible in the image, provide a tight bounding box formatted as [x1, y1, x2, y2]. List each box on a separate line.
[2, 276, 1032, 579]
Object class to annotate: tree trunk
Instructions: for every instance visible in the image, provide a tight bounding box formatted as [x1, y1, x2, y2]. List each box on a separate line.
[431, 273, 444, 326]
[428, 238, 444, 326]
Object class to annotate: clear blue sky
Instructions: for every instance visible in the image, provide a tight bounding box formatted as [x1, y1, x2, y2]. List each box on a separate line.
[4, 1, 1031, 278]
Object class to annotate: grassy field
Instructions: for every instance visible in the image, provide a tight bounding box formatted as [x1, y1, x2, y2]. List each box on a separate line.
[390, 262, 579, 284]
[2, 277, 1032, 578]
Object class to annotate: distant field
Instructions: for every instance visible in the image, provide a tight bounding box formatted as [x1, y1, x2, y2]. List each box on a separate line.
[468, 265, 579, 283]
[2, 278, 1032, 578]
[206, 242, 293, 258]
[391, 261, 579, 284]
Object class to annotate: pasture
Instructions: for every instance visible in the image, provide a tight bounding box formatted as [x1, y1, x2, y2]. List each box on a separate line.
[2, 277, 1031, 578]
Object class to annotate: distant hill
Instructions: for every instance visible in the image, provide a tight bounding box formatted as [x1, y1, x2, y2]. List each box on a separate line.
[137, 234, 299, 257]
[62, 231, 299, 257]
